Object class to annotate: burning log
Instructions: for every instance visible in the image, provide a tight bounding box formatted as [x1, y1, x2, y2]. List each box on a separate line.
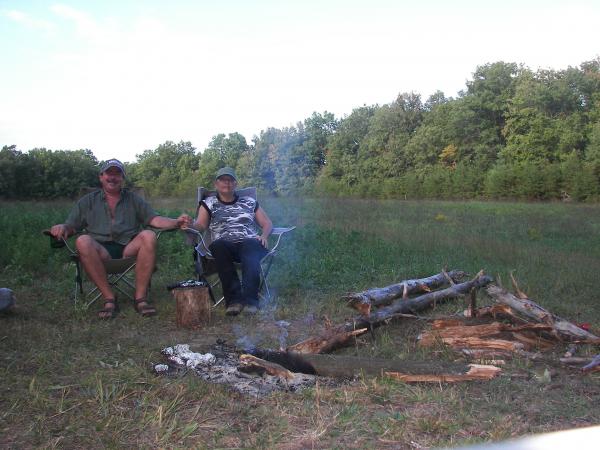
[486, 285, 600, 343]
[238, 354, 297, 381]
[287, 328, 368, 354]
[251, 350, 501, 382]
[342, 270, 467, 315]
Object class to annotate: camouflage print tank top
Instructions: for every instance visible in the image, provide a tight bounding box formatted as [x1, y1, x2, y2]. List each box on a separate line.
[201, 194, 260, 242]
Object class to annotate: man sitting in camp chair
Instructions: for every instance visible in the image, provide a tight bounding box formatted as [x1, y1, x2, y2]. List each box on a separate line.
[192, 167, 272, 316]
[50, 159, 191, 319]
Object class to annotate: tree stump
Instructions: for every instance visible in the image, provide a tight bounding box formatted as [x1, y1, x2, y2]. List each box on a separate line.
[172, 287, 211, 328]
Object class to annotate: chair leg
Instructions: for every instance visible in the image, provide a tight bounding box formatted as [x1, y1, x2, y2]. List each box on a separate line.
[74, 261, 83, 305]
[259, 254, 275, 302]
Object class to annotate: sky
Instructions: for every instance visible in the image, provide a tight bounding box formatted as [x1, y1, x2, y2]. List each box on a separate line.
[1, 0, 599, 162]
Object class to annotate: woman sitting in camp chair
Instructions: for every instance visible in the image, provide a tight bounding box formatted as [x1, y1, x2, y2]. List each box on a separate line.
[192, 167, 272, 316]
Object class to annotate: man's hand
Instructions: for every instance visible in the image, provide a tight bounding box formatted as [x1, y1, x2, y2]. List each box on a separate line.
[256, 235, 269, 249]
[176, 214, 193, 229]
[50, 224, 70, 240]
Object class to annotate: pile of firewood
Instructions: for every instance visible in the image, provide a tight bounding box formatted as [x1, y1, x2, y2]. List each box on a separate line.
[249, 270, 600, 382]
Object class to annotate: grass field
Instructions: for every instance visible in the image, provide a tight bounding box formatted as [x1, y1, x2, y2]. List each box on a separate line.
[1, 197, 599, 448]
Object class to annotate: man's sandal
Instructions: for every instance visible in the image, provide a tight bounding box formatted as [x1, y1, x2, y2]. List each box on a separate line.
[98, 299, 119, 319]
[134, 298, 157, 317]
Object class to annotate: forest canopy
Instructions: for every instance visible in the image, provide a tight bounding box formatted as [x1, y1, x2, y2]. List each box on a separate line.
[2, 59, 600, 201]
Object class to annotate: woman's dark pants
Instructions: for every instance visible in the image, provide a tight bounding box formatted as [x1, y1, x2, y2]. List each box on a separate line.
[209, 238, 268, 307]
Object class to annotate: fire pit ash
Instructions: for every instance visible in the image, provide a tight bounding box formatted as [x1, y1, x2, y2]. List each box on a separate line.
[154, 340, 321, 397]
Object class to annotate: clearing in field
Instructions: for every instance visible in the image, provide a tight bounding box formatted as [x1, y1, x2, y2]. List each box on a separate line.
[1, 198, 599, 448]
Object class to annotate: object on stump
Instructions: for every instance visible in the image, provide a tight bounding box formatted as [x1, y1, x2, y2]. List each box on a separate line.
[171, 285, 211, 328]
[486, 284, 600, 343]
[251, 350, 501, 382]
[342, 270, 467, 315]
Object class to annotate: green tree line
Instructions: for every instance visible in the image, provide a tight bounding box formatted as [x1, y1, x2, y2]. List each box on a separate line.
[2, 58, 600, 201]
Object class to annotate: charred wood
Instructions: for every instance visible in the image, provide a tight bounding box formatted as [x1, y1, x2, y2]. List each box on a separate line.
[286, 328, 368, 354]
[250, 350, 501, 381]
[238, 354, 297, 381]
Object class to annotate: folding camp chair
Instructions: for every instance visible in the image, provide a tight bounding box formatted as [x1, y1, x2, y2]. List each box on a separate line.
[183, 186, 295, 308]
[44, 230, 142, 307]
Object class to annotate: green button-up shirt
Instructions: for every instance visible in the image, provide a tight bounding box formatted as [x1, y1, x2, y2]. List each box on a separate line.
[65, 189, 157, 245]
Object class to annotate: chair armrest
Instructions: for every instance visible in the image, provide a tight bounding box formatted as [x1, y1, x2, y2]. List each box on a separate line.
[269, 226, 296, 252]
[42, 229, 77, 254]
[181, 227, 212, 257]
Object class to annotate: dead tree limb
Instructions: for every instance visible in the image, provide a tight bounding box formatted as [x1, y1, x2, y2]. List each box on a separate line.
[342, 270, 468, 315]
[486, 285, 600, 343]
[344, 273, 493, 332]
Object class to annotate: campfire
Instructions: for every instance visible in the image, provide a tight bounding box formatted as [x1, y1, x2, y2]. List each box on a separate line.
[155, 269, 600, 395]
[154, 342, 328, 397]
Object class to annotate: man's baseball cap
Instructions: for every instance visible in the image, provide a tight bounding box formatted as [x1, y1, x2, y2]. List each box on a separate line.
[100, 159, 126, 176]
[215, 166, 237, 181]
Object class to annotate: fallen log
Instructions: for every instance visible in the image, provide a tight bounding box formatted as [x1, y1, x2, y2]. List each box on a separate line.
[251, 349, 500, 382]
[486, 285, 600, 343]
[342, 270, 467, 315]
[344, 273, 493, 332]
[385, 364, 501, 383]
[283, 274, 492, 355]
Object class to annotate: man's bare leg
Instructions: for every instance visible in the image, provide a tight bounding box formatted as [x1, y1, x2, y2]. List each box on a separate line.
[75, 235, 115, 318]
[76, 235, 113, 297]
[123, 230, 157, 310]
